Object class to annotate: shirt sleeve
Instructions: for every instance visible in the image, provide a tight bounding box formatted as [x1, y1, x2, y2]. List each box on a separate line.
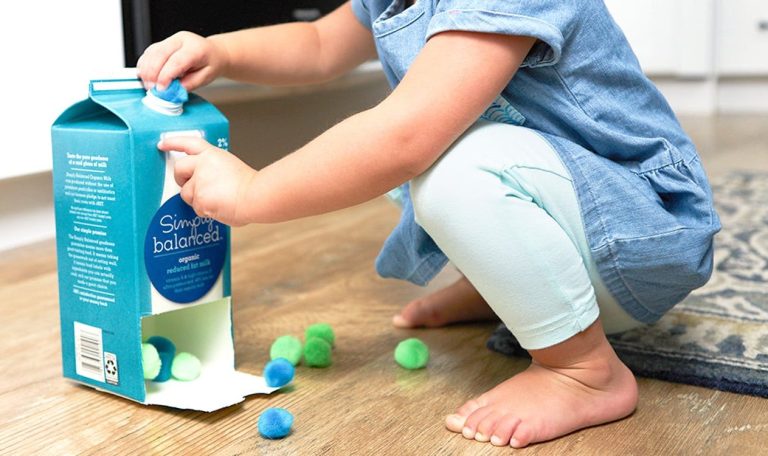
[426, 0, 579, 67]
[350, 0, 373, 30]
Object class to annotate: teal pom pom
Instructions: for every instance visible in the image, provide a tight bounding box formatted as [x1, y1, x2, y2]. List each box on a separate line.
[264, 358, 295, 388]
[146, 336, 175, 382]
[258, 407, 294, 439]
[151, 79, 188, 104]
[394, 338, 429, 369]
[305, 323, 335, 347]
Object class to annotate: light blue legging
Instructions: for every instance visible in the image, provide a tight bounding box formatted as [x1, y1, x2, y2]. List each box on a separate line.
[410, 121, 642, 350]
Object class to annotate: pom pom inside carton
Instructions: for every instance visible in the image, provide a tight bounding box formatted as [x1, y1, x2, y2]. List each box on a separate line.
[51, 79, 277, 411]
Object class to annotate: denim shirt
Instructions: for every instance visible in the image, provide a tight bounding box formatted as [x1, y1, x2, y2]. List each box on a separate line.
[351, 0, 721, 323]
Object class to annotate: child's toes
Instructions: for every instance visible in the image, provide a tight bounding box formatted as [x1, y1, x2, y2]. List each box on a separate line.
[489, 415, 522, 447]
[446, 398, 485, 433]
[456, 398, 484, 417]
[509, 422, 536, 448]
[393, 299, 434, 328]
[474, 411, 505, 442]
[461, 406, 495, 439]
[445, 414, 465, 432]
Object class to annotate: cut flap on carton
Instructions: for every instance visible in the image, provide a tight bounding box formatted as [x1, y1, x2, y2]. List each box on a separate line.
[146, 370, 278, 412]
[142, 298, 277, 411]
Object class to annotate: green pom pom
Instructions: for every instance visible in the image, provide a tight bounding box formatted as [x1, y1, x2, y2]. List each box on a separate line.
[270, 335, 303, 366]
[171, 352, 202, 381]
[394, 338, 429, 369]
[303, 337, 332, 368]
[305, 323, 335, 347]
[142, 343, 161, 380]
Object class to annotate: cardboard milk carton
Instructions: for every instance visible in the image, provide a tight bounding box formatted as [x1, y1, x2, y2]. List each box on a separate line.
[51, 78, 276, 411]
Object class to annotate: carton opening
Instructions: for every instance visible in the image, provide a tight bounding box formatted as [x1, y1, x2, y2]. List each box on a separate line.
[142, 297, 234, 375]
[140, 298, 277, 411]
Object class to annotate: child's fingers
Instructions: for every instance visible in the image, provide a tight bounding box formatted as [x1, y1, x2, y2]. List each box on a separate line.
[135, 55, 146, 80]
[137, 47, 170, 88]
[180, 178, 196, 207]
[181, 179, 213, 219]
[156, 48, 197, 91]
[180, 68, 213, 93]
[137, 37, 182, 88]
[173, 155, 198, 187]
[158, 136, 212, 155]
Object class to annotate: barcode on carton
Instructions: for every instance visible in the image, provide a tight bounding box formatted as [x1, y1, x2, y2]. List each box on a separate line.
[74, 322, 105, 382]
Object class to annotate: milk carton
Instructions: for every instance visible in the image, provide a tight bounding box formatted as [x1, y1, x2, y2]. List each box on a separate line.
[51, 79, 276, 411]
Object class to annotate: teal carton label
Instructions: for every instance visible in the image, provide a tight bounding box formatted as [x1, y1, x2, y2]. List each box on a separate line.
[52, 79, 232, 403]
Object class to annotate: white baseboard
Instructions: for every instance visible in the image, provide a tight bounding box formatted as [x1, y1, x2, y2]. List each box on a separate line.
[653, 77, 768, 114]
[652, 78, 719, 116]
[717, 79, 768, 113]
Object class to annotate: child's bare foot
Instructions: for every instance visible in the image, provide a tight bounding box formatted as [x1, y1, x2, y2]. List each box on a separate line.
[445, 319, 637, 448]
[392, 276, 498, 328]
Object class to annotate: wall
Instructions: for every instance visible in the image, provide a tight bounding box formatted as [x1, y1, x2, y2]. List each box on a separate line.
[1, 1, 124, 181]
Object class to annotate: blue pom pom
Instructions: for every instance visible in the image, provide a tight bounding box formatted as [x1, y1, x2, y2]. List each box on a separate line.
[146, 336, 176, 382]
[151, 79, 189, 104]
[258, 407, 293, 439]
[264, 357, 295, 388]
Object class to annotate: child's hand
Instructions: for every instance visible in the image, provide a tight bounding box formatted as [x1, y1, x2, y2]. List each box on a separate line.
[137, 31, 228, 92]
[158, 136, 255, 227]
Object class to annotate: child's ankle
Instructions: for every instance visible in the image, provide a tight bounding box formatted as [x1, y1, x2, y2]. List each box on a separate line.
[527, 319, 618, 369]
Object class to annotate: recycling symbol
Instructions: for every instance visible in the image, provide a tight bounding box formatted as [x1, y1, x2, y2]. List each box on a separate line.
[105, 359, 117, 376]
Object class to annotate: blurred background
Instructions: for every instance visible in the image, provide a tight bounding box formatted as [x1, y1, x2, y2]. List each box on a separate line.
[1, 0, 766, 252]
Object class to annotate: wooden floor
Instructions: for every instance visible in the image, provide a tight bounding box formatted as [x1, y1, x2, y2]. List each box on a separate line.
[2, 116, 768, 455]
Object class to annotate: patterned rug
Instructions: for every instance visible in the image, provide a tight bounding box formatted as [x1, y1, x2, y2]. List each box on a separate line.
[487, 172, 768, 397]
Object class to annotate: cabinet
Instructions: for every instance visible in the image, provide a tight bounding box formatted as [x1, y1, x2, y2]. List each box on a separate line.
[604, 0, 714, 77]
[717, 0, 768, 76]
[606, 0, 768, 114]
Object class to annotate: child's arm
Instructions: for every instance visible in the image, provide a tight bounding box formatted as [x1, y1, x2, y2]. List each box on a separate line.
[138, 2, 377, 90]
[159, 28, 536, 225]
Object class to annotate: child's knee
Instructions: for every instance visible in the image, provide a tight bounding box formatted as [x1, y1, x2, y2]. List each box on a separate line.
[411, 155, 497, 236]
[410, 162, 466, 235]
[410, 122, 536, 233]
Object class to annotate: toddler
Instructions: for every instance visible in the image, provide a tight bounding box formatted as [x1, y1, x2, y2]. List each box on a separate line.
[138, 0, 720, 448]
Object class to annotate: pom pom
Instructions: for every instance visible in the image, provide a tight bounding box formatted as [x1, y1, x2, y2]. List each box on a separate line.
[303, 337, 332, 368]
[305, 323, 335, 347]
[258, 407, 294, 439]
[171, 352, 202, 381]
[150, 79, 189, 104]
[141, 343, 161, 380]
[270, 335, 303, 366]
[264, 358, 295, 388]
[394, 338, 429, 369]
[146, 336, 176, 382]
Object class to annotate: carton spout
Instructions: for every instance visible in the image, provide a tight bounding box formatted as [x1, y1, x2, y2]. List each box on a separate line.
[142, 79, 189, 116]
